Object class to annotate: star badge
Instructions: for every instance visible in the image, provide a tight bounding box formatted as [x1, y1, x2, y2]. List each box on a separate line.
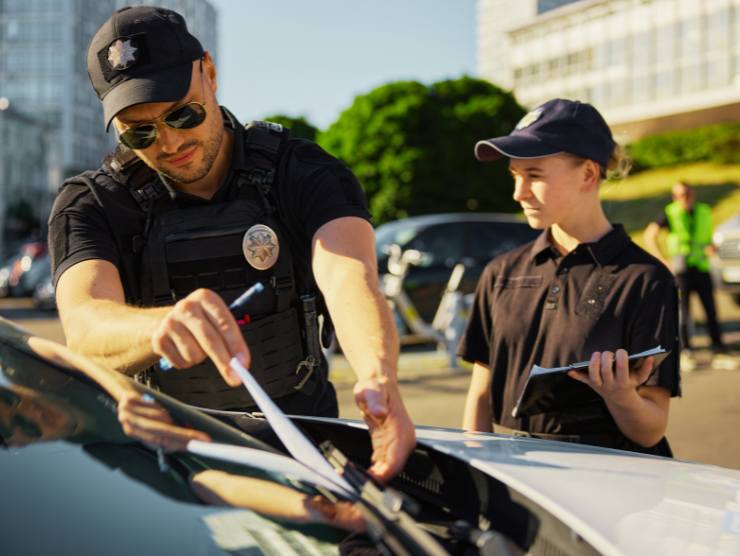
[107, 39, 139, 71]
[242, 224, 280, 270]
[515, 106, 544, 130]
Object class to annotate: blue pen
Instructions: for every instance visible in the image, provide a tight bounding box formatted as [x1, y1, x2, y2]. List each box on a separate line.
[159, 282, 265, 371]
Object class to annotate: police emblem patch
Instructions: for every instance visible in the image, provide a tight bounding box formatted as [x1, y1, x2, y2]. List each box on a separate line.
[515, 106, 544, 130]
[242, 224, 279, 270]
[107, 39, 139, 71]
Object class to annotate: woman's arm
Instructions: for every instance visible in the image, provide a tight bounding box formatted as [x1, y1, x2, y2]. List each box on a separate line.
[568, 350, 669, 447]
[462, 362, 494, 432]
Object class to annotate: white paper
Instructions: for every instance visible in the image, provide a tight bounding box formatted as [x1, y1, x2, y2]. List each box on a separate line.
[186, 440, 348, 495]
[229, 357, 353, 494]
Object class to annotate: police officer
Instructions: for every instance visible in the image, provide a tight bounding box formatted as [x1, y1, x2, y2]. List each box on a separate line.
[48, 6, 414, 480]
[644, 182, 726, 353]
[459, 99, 681, 456]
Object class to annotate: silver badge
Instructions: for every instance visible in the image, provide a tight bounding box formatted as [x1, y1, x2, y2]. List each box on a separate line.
[242, 224, 280, 271]
[515, 106, 544, 130]
[107, 39, 139, 70]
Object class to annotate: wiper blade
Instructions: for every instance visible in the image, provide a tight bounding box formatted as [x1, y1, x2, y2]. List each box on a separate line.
[322, 442, 449, 556]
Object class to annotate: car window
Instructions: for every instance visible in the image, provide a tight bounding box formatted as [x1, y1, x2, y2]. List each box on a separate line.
[375, 222, 420, 257]
[466, 222, 539, 263]
[406, 223, 466, 267]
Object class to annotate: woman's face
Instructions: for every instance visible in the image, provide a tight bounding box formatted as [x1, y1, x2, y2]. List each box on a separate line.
[508, 154, 597, 230]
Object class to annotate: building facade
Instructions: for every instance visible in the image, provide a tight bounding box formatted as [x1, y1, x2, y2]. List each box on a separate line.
[0, 0, 217, 232]
[0, 99, 49, 257]
[478, 0, 740, 140]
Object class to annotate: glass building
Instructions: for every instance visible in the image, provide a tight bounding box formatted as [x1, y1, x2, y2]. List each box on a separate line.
[478, 0, 740, 139]
[0, 0, 217, 229]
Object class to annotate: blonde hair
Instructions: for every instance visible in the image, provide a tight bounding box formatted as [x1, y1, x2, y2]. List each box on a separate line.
[563, 143, 632, 182]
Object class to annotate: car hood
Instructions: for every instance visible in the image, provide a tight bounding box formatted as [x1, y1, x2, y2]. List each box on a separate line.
[301, 416, 740, 556]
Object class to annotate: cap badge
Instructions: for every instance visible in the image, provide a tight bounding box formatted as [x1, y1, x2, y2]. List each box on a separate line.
[107, 39, 139, 71]
[242, 224, 280, 271]
[515, 107, 544, 130]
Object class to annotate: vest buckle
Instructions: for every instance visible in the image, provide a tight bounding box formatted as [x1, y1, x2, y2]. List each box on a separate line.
[270, 275, 294, 294]
[294, 355, 318, 390]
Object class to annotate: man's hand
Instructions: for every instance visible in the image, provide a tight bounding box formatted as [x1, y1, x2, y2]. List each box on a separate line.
[151, 288, 248, 386]
[568, 349, 654, 403]
[117, 392, 211, 451]
[354, 378, 415, 482]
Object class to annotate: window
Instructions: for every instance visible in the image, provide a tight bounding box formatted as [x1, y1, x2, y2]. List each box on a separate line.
[466, 222, 538, 264]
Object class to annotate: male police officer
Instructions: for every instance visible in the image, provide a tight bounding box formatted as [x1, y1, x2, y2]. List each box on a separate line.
[48, 6, 414, 480]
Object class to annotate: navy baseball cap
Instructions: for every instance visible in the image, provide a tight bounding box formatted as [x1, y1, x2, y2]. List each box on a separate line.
[474, 99, 616, 169]
[87, 6, 204, 130]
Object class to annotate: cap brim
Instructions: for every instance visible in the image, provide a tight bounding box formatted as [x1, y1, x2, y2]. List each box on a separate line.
[102, 62, 194, 130]
[474, 135, 563, 162]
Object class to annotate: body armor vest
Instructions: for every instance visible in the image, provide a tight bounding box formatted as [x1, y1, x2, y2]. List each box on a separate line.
[75, 121, 323, 410]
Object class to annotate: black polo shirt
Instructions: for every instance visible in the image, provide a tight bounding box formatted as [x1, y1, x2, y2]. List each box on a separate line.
[458, 224, 681, 443]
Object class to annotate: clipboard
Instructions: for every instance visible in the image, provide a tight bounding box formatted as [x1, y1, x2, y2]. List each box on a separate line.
[511, 346, 670, 418]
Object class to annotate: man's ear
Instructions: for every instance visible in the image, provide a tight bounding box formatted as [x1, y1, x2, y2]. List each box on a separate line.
[202, 51, 218, 93]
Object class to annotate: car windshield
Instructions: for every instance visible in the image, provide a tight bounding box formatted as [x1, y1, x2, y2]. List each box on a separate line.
[374, 221, 421, 257]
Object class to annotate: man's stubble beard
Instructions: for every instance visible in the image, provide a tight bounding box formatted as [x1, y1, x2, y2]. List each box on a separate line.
[157, 124, 224, 185]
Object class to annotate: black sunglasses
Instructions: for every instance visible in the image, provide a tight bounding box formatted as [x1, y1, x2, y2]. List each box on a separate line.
[118, 101, 207, 150]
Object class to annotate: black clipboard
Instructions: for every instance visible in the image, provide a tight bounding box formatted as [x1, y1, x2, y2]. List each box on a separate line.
[511, 346, 670, 418]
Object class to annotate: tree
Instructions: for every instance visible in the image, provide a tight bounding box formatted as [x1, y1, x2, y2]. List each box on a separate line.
[318, 77, 525, 224]
[261, 114, 319, 142]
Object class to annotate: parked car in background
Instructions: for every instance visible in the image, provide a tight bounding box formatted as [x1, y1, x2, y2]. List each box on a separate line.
[375, 213, 539, 323]
[0, 241, 49, 298]
[712, 213, 740, 305]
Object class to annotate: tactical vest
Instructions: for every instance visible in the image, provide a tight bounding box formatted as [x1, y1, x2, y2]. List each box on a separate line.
[665, 201, 713, 272]
[72, 121, 324, 410]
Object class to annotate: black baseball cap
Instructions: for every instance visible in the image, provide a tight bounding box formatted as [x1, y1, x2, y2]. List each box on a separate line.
[474, 99, 616, 169]
[87, 5, 204, 130]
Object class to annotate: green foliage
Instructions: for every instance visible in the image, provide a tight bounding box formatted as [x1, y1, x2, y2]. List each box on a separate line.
[628, 123, 740, 171]
[318, 77, 525, 224]
[262, 114, 319, 142]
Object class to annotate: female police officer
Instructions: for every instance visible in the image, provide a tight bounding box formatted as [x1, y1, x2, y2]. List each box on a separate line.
[459, 99, 680, 456]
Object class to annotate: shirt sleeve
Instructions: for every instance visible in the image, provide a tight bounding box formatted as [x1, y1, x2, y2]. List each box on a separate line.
[47, 184, 119, 287]
[457, 262, 495, 366]
[629, 269, 681, 395]
[282, 141, 371, 241]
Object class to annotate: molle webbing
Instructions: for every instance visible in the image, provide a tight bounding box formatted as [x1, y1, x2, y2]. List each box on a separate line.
[152, 307, 310, 409]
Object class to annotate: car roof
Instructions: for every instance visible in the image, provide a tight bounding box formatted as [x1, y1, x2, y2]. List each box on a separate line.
[376, 212, 527, 232]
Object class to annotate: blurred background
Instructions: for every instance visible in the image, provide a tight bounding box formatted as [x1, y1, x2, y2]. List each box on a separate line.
[0, 0, 738, 467]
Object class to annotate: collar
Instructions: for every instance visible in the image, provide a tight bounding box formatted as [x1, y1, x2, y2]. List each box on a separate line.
[530, 224, 630, 266]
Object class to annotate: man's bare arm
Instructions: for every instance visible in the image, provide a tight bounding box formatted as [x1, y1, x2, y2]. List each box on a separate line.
[56, 259, 167, 374]
[55, 259, 244, 384]
[312, 216, 415, 481]
[462, 362, 493, 432]
[644, 222, 670, 268]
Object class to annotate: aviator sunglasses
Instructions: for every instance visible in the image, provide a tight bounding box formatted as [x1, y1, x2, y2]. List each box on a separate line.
[117, 62, 208, 150]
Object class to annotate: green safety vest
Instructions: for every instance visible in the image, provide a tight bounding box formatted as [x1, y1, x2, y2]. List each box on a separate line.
[664, 201, 713, 272]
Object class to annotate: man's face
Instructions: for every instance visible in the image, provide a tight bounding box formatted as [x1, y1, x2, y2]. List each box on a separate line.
[112, 57, 224, 185]
[672, 184, 694, 210]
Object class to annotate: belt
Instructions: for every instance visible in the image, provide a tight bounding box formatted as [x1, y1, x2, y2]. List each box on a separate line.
[494, 424, 614, 445]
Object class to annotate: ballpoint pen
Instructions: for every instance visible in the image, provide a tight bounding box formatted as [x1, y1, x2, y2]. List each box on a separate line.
[158, 282, 265, 371]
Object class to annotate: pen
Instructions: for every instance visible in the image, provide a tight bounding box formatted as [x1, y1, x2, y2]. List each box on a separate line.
[158, 282, 265, 371]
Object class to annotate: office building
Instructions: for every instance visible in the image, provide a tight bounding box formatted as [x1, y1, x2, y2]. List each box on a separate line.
[478, 0, 740, 139]
[0, 0, 218, 232]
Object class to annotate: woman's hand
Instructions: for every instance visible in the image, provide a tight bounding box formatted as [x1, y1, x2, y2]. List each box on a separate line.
[568, 349, 654, 403]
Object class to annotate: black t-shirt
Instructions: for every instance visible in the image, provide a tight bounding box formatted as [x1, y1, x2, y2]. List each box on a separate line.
[458, 225, 681, 447]
[48, 107, 371, 292]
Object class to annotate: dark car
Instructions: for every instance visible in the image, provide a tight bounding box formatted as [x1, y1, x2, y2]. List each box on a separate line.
[375, 213, 539, 322]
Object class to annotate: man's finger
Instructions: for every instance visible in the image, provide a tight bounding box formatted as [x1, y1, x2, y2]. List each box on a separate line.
[634, 355, 655, 385]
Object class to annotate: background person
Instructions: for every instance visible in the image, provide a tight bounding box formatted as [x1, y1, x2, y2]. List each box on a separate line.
[459, 99, 680, 456]
[644, 182, 726, 355]
[47, 6, 413, 481]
